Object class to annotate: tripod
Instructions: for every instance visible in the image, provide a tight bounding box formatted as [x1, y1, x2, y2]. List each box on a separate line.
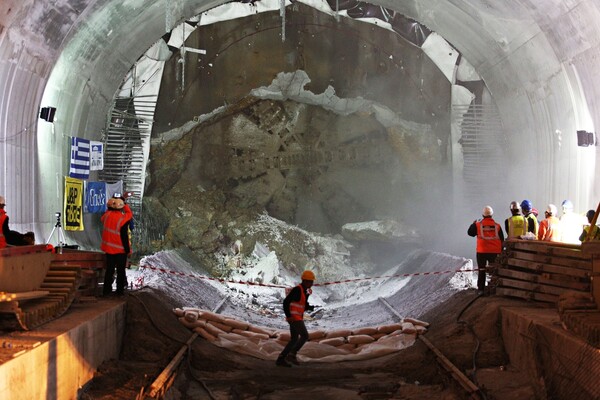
[46, 212, 67, 248]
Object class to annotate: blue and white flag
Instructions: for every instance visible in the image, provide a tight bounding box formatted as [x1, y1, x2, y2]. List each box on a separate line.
[69, 137, 90, 179]
[90, 141, 104, 171]
[84, 181, 107, 213]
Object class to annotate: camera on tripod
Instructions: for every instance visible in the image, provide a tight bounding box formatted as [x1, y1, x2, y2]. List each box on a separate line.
[54, 212, 61, 226]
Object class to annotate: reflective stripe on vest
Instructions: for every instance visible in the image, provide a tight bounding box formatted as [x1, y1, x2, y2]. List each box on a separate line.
[508, 215, 527, 238]
[476, 218, 502, 253]
[289, 285, 308, 321]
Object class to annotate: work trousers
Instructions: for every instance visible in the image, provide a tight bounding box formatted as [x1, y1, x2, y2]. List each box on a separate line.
[104, 253, 128, 295]
[475, 252, 499, 291]
[279, 320, 309, 359]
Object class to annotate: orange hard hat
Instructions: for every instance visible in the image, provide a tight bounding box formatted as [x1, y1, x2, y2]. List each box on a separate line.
[301, 270, 316, 281]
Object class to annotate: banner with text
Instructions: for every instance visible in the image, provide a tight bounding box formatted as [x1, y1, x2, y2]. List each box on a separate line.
[64, 177, 84, 231]
[90, 141, 104, 171]
[84, 181, 107, 213]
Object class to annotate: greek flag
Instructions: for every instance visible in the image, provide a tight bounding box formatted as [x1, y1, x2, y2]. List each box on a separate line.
[69, 137, 90, 179]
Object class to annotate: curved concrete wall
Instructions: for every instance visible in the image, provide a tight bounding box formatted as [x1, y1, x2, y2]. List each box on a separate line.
[0, 0, 598, 249]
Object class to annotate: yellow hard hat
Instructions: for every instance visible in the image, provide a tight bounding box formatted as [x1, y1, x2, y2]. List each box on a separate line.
[301, 270, 316, 281]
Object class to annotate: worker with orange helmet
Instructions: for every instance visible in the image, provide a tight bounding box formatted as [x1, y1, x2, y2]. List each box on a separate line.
[468, 206, 504, 294]
[276, 270, 316, 367]
[100, 193, 133, 296]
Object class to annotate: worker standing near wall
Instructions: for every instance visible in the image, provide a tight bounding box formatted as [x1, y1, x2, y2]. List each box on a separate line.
[521, 199, 539, 237]
[559, 200, 587, 244]
[538, 204, 561, 241]
[276, 270, 316, 367]
[101, 194, 133, 296]
[0, 196, 7, 249]
[505, 201, 528, 239]
[580, 209, 600, 241]
[468, 206, 504, 294]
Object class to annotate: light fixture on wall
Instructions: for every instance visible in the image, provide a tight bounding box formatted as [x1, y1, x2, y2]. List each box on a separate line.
[39, 106, 56, 122]
[576, 130, 596, 147]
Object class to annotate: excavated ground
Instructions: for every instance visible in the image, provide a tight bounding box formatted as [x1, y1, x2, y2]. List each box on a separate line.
[80, 288, 541, 399]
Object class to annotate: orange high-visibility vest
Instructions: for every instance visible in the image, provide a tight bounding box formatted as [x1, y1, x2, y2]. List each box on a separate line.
[289, 285, 311, 321]
[538, 216, 560, 241]
[0, 211, 6, 248]
[476, 218, 502, 253]
[101, 210, 131, 254]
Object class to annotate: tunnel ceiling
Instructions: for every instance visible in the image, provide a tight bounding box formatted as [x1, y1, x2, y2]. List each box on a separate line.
[0, 0, 598, 245]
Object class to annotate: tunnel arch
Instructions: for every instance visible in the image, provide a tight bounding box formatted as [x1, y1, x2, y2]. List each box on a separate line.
[0, 0, 597, 250]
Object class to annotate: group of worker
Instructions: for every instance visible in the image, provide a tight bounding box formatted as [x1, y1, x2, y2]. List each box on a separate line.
[468, 199, 599, 294]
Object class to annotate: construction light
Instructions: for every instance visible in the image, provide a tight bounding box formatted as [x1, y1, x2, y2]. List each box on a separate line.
[576, 130, 596, 147]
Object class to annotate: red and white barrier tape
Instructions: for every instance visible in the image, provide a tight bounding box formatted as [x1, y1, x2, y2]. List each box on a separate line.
[138, 263, 478, 288]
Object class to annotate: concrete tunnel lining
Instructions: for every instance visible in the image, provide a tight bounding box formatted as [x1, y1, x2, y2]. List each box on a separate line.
[0, 0, 598, 249]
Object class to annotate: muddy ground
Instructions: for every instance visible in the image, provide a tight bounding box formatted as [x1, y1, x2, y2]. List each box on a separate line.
[78, 288, 545, 400]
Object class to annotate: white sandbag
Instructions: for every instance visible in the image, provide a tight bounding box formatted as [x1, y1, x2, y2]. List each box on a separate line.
[203, 321, 225, 337]
[336, 343, 358, 352]
[325, 329, 352, 339]
[247, 324, 274, 336]
[232, 328, 270, 341]
[207, 320, 232, 333]
[401, 322, 417, 334]
[198, 310, 226, 324]
[371, 333, 387, 340]
[274, 331, 291, 341]
[184, 310, 199, 322]
[347, 335, 375, 345]
[415, 325, 428, 334]
[403, 317, 430, 328]
[173, 308, 185, 317]
[319, 337, 346, 347]
[308, 330, 326, 341]
[179, 316, 199, 330]
[194, 326, 217, 342]
[388, 329, 403, 336]
[352, 327, 378, 336]
[222, 318, 249, 331]
[376, 323, 403, 334]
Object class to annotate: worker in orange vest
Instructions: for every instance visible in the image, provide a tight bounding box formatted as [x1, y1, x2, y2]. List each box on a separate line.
[276, 270, 316, 367]
[101, 195, 133, 296]
[0, 196, 7, 249]
[538, 204, 561, 241]
[468, 206, 504, 294]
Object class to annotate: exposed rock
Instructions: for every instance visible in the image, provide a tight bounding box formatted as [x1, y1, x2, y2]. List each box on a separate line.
[341, 220, 420, 244]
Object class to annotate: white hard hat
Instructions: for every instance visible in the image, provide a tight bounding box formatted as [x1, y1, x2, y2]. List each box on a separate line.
[0, 195, 5, 205]
[482, 206, 493, 217]
[546, 204, 558, 216]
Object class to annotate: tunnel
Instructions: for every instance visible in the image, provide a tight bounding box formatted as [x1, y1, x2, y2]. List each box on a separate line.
[1, 1, 600, 399]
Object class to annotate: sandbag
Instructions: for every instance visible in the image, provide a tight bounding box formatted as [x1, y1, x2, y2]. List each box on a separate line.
[319, 337, 346, 347]
[223, 318, 249, 331]
[194, 326, 217, 342]
[403, 317, 430, 328]
[198, 310, 226, 324]
[207, 320, 232, 333]
[248, 324, 274, 336]
[401, 322, 417, 334]
[275, 331, 291, 341]
[232, 328, 270, 341]
[173, 308, 185, 317]
[325, 329, 352, 339]
[371, 333, 387, 340]
[179, 316, 199, 330]
[352, 327, 378, 336]
[347, 335, 375, 345]
[203, 321, 226, 337]
[337, 343, 358, 352]
[376, 323, 402, 334]
[415, 325, 428, 335]
[184, 310, 199, 322]
[308, 330, 326, 341]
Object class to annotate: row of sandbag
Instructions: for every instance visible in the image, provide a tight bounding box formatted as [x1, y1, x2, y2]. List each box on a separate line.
[173, 307, 429, 351]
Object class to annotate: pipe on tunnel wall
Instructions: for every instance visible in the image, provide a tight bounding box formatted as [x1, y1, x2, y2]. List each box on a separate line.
[0, 0, 598, 249]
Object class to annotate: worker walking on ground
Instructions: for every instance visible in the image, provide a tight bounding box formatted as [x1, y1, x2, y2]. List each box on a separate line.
[101, 194, 133, 296]
[520, 200, 539, 237]
[276, 270, 316, 367]
[538, 204, 561, 241]
[580, 209, 600, 242]
[468, 206, 504, 294]
[505, 201, 528, 239]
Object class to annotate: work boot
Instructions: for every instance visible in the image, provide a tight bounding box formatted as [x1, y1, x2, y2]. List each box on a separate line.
[286, 353, 300, 365]
[276, 357, 292, 367]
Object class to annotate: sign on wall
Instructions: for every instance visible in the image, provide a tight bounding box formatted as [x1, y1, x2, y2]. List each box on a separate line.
[64, 177, 84, 231]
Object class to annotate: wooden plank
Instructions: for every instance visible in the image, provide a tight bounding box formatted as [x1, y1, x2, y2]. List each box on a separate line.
[419, 336, 482, 399]
[50, 261, 104, 269]
[510, 239, 583, 252]
[497, 268, 590, 291]
[498, 277, 575, 296]
[507, 258, 591, 278]
[496, 287, 558, 303]
[510, 250, 591, 270]
[0, 291, 49, 302]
